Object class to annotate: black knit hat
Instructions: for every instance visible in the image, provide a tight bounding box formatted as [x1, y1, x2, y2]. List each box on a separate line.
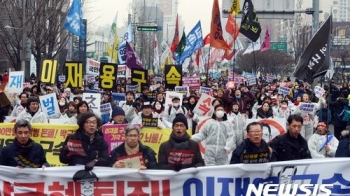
[111, 107, 125, 118]
[172, 114, 188, 129]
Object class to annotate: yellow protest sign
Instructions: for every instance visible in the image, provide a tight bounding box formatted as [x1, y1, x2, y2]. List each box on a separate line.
[165, 65, 182, 89]
[0, 123, 78, 167]
[41, 60, 57, 84]
[99, 63, 117, 90]
[65, 62, 83, 88]
[131, 69, 148, 92]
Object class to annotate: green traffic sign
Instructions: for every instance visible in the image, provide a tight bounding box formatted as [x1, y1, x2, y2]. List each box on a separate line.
[270, 42, 287, 51]
[278, 37, 287, 42]
[137, 26, 161, 31]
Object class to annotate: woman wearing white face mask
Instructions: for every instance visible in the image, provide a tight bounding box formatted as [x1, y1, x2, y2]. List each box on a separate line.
[192, 105, 236, 166]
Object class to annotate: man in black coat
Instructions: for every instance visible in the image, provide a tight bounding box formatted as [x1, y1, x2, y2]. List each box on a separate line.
[269, 114, 311, 161]
[0, 120, 49, 168]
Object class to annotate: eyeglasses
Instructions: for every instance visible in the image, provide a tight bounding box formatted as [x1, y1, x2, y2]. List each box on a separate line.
[126, 134, 139, 139]
[85, 121, 97, 125]
[249, 130, 262, 134]
[173, 124, 185, 128]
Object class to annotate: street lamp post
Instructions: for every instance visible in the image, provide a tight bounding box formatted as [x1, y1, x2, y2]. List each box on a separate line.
[22, 0, 26, 74]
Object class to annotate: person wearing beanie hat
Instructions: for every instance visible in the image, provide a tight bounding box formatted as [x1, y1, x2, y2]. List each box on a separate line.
[158, 113, 204, 171]
[110, 107, 128, 124]
[17, 96, 49, 123]
[192, 105, 235, 166]
[130, 102, 165, 128]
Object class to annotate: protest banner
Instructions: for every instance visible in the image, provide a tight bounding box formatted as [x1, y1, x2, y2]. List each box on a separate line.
[117, 65, 131, 78]
[99, 63, 118, 90]
[41, 59, 57, 84]
[266, 75, 276, 83]
[126, 84, 139, 93]
[82, 93, 101, 115]
[164, 91, 183, 108]
[8, 71, 24, 93]
[154, 76, 163, 83]
[299, 103, 316, 114]
[0, 159, 349, 195]
[0, 123, 78, 166]
[100, 103, 112, 124]
[65, 62, 83, 88]
[86, 58, 100, 76]
[193, 93, 215, 116]
[58, 75, 66, 83]
[234, 76, 245, 86]
[278, 86, 291, 96]
[246, 76, 256, 86]
[174, 86, 189, 96]
[199, 86, 212, 95]
[314, 86, 325, 98]
[142, 117, 158, 127]
[164, 65, 182, 89]
[131, 69, 148, 92]
[245, 118, 286, 143]
[182, 77, 200, 90]
[39, 93, 60, 117]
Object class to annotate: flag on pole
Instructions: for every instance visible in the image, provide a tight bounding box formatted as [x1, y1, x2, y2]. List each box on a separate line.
[293, 15, 332, 84]
[239, 0, 261, 42]
[175, 29, 187, 63]
[126, 41, 143, 70]
[230, 0, 241, 16]
[118, 23, 133, 64]
[64, 0, 85, 38]
[171, 14, 180, 55]
[260, 27, 270, 52]
[154, 34, 160, 74]
[210, 0, 230, 50]
[203, 34, 210, 46]
[226, 14, 240, 40]
[106, 13, 119, 63]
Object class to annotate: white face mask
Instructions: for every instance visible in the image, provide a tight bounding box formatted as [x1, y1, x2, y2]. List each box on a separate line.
[216, 111, 225, 118]
[59, 102, 65, 106]
[155, 105, 162, 110]
[173, 103, 179, 107]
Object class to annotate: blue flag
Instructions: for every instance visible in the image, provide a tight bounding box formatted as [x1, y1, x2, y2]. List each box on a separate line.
[174, 21, 203, 64]
[64, 0, 85, 38]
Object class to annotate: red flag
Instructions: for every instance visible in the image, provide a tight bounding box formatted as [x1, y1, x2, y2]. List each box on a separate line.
[195, 49, 202, 66]
[225, 14, 240, 40]
[170, 14, 179, 54]
[221, 40, 236, 60]
[210, 0, 230, 50]
[203, 34, 210, 45]
[260, 28, 271, 52]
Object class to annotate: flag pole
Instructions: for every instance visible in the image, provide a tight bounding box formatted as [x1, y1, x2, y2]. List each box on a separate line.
[252, 41, 257, 74]
[206, 47, 211, 86]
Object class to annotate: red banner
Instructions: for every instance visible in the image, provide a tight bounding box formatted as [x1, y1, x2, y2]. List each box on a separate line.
[182, 77, 200, 90]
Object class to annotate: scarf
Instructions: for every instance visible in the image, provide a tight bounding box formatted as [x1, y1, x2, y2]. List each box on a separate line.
[257, 108, 274, 119]
[124, 142, 140, 155]
[14, 138, 34, 157]
[170, 132, 190, 150]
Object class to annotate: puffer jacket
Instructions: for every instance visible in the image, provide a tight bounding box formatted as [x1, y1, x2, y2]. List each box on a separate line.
[59, 130, 110, 166]
[17, 109, 49, 123]
[109, 142, 158, 169]
[307, 132, 339, 158]
[335, 130, 350, 157]
[227, 112, 246, 146]
[0, 139, 49, 168]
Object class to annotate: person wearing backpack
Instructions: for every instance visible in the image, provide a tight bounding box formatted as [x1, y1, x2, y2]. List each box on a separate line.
[163, 96, 187, 126]
[329, 92, 349, 140]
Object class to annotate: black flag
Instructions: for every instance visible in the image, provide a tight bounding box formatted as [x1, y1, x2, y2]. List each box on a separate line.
[294, 15, 332, 84]
[239, 0, 262, 42]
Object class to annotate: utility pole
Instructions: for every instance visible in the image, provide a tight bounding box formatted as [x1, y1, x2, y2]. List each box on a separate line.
[312, 0, 320, 36]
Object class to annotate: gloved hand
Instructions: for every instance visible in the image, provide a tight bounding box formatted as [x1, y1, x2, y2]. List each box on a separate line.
[173, 164, 182, 172]
[85, 159, 97, 171]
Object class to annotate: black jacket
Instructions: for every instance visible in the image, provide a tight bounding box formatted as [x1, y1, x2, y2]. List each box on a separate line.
[59, 131, 110, 166]
[230, 138, 276, 164]
[335, 130, 350, 157]
[110, 142, 158, 169]
[329, 98, 349, 127]
[269, 132, 311, 161]
[0, 139, 49, 168]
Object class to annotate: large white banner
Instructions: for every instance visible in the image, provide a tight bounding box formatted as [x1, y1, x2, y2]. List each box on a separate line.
[39, 93, 60, 117]
[8, 71, 24, 93]
[0, 159, 350, 195]
[82, 93, 101, 116]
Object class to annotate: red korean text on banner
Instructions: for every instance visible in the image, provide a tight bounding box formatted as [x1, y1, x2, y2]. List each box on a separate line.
[168, 150, 195, 165]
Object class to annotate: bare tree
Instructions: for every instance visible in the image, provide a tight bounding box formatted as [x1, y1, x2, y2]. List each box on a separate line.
[0, 0, 70, 78]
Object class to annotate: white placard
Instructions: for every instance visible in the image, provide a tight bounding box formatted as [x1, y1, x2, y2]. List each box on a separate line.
[83, 93, 101, 115]
[279, 86, 291, 96]
[100, 103, 112, 115]
[39, 93, 60, 117]
[199, 86, 212, 94]
[299, 103, 315, 114]
[314, 86, 325, 98]
[126, 85, 139, 93]
[193, 93, 216, 116]
[8, 71, 24, 93]
[174, 86, 189, 96]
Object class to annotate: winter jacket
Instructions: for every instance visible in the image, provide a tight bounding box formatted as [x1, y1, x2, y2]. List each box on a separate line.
[59, 130, 110, 166]
[0, 139, 49, 168]
[307, 133, 338, 158]
[158, 133, 204, 170]
[121, 102, 136, 123]
[269, 132, 311, 161]
[335, 130, 350, 157]
[11, 104, 25, 117]
[227, 112, 246, 146]
[17, 109, 49, 123]
[109, 142, 158, 169]
[329, 98, 349, 127]
[163, 105, 188, 125]
[230, 138, 276, 164]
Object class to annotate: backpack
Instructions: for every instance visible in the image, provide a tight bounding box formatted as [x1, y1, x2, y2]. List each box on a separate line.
[337, 104, 350, 122]
[168, 105, 186, 116]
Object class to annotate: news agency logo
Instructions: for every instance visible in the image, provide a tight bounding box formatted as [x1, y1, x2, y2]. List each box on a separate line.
[246, 184, 333, 196]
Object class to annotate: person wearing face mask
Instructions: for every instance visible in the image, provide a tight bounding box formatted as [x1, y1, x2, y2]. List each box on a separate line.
[121, 91, 136, 122]
[276, 100, 291, 119]
[163, 96, 187, 126]
[192, 105, 236, 166]
[227, 102, 246, 147]
[131, 102, 165, 128]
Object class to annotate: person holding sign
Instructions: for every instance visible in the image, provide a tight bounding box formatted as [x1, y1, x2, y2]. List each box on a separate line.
[17, 96, 49, 123]
[131, 102, 165, 128]
[308, 121, 339, 158]
[230, 122, 276, 164]
[0, 120, 49, 168]
[110, 125, 158, 169]
[59, 112, 110, 171]
[192, 105, 236, 166]
[158, 114, 204, 171]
